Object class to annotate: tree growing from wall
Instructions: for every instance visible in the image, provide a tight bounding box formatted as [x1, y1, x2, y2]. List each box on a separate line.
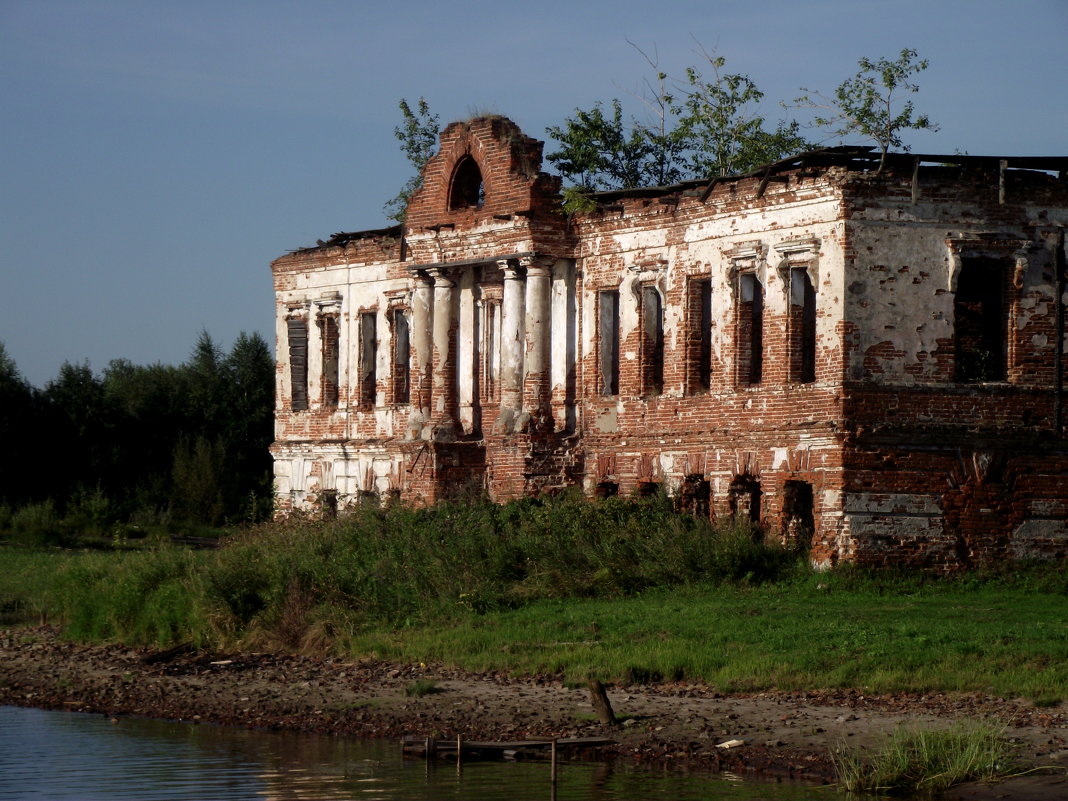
[545, 47, 809, 210]
[384, 97, 440, 223]
[792, 48, 939, 171]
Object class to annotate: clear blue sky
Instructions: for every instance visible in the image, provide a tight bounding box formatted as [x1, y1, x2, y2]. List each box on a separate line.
[3, 0, 1066, 387]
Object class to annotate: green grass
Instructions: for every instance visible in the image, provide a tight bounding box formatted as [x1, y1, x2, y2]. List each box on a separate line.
[344, 580, 1068, 697]
[833, 722, 1017, 794]
[3, 493, 1068, 699]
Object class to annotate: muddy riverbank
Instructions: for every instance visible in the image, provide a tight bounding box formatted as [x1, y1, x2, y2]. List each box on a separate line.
[3, 626, 1067, 794]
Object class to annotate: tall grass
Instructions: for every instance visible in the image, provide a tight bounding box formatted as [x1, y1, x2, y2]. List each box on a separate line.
[35, 491, 798, 649]
[834, 722, 1017, 794]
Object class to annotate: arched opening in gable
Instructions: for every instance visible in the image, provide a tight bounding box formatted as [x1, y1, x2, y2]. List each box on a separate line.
[449, 156, 485, 210]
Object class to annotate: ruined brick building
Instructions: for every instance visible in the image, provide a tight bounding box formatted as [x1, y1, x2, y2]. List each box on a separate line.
[271, 115, 1068, 568]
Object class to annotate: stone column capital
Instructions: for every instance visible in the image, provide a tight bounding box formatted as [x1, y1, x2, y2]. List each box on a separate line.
[427, 267, 456, 288]
[517, 254, 554, 277]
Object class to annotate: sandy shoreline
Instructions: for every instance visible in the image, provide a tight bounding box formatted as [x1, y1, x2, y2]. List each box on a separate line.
[3, 626, 1067, 796]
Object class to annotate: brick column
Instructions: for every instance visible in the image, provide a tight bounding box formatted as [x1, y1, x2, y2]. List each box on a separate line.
[408, 271, 433, 439]
[429, 267, 458, 439]
[522, 256, 552, 432]
[495, 259, 525, 433]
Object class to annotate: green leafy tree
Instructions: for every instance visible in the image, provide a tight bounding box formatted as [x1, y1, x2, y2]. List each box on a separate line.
[674, 51, 809, 177]
[384, 97, 440, 223]
[793, 48, 939, 171]
[545, 47, 810, 206]
[546, 100, 659, 192]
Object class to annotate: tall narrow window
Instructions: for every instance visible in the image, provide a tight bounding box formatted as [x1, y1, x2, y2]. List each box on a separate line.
[736, 273, 764, 385]
[688, 278, 713, 393]
[599, 290, 620, 396]
[359, 311, 377, 408]
[392, 308, 410, 404]
[483, 301, 501, 403]
[319, 314, 339, 407]
[789, 268, 817, 384]
[640, 285, 664, 396]
[954, 257, 1008, 382]
[287, 316, 308, 411]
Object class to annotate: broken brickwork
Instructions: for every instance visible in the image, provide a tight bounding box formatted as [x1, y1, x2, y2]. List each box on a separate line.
[271, 116, 1068, 568]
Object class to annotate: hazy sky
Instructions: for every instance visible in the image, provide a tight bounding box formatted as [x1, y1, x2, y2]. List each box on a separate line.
[3, 0, 1066, 387]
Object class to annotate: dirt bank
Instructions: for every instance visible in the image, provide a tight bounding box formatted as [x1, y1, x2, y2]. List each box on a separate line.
[3, 626, 1067, 792]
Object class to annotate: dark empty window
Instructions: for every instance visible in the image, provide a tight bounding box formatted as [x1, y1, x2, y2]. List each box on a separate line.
[319, 314, 339, 407]
[449, 156, 485, 210]
[392, 308, 410, 404]
[599, 290, 620, 395]
[287, 316, 308, 411]
[781, 480, 814, 550]
[736, 273, 764, 385]
[688, 278, 713, 393]
[677, 474, 711, 518]
[955, 257, 1008, 382]
[321, 490, 338, 521]
[359, 312, 377, 407]
[789, 268, 817, 384]
[641, 285, 664, 396]
[728, 474, 762, 524]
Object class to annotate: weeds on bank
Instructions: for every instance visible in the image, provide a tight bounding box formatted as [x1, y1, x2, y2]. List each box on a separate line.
[404, 679, 440, 697]
[833, 722, 1017, 795]
[7, 492, 1068, 700]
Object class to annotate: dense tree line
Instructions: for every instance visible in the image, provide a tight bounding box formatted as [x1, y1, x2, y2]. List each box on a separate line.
[0, 332, 274, 530]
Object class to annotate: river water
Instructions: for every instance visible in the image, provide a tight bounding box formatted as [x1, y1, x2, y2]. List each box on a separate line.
[0, 705, 823, 800]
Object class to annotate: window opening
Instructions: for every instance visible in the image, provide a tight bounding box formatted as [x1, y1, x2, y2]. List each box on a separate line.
[736, 273, 764, 385]
[636, 480, 659, 498]
[781, 480, 814, 551]
[641, 285, 664, 396]
[287, 316, 308, 411]
[954, 257, 1008, 382]
[319, 314, 340, 407]
[448, 156, 485, 210]
[599, 290, 620, 395]
[392, 308, 410, 404]
[789, 269, 817, 384]
[688, 278, 713, 393]
[594, 480, 619, 499]
[359, 311, 378, 408]
[677, 474, 711, 518]
[320, 490, 338, 521]
[728, 474, 762, 525]
[483, 300, 501, 403]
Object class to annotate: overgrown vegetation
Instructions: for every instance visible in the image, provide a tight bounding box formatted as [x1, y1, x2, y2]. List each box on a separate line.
[6, 493, 1068, 704]
[833, 722, 1017, 795]
[0, 331, 274, 539]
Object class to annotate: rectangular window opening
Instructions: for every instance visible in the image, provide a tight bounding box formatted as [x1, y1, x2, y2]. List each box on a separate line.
[483, 301, 501, 403]
[641, 285, 664, 396]
[954, 257, 1008, 382]
[287, 316, 308, 411]
[688, 278, 713, 393]
[599, 290, 620, 396]
[359, 311, 378, 408]
[392, 308, 410, 404]
[319, 314, 340, 408]
[736, 273, 764, 385]
[789, 268, 817, 384]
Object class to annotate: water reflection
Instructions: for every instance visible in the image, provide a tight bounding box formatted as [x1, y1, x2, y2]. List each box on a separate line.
[0, 706, 821, 800]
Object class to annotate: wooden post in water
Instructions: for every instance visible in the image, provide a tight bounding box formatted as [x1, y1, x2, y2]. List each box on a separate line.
[456, 734, 462, 771]
[550, 737, 558, 800]
[588, 680, 617, 726]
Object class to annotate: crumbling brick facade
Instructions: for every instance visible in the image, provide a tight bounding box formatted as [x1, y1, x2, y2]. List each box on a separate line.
[271, 116, 1068, 568]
